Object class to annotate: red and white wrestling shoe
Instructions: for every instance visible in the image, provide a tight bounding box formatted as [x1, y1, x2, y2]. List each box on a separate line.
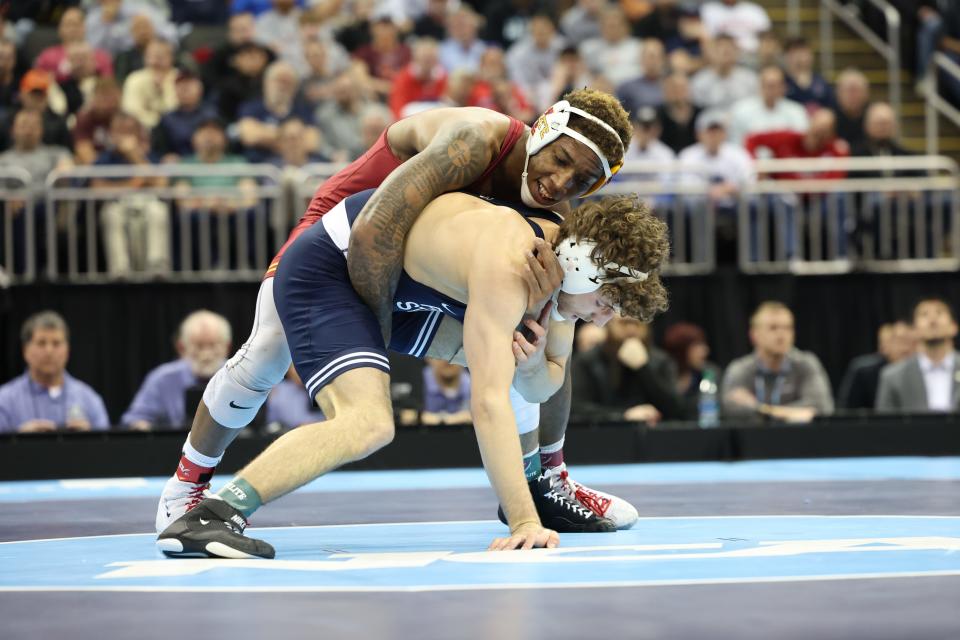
[543, 464, 639, 530]
[155, 476, 210, 534]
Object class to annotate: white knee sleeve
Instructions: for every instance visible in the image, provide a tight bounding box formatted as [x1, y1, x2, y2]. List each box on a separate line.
[510, 385, 540, 435]
[203, 279, 292, 428]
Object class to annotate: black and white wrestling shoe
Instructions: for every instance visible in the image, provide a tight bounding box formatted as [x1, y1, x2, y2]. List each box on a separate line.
[497, 473, 616, 533]
[157, 497, 275, 559]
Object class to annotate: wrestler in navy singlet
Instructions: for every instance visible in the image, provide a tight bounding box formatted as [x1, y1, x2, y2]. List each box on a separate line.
[273, 188, 562, 401]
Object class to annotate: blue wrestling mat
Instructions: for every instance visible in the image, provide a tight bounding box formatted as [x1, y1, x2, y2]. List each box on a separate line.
[3, 516, 960, 593]
[2, 457, 959, 639]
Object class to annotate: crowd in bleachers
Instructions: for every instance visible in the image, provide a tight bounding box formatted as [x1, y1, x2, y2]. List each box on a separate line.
[1, 1, 959, 433]
[2, 0, 953, 280]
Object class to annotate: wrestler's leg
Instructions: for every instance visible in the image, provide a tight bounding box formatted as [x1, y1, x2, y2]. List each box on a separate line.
[155, 278, 291, 533]
[157, 367, 393, 559]
[239, 368, 393, 503]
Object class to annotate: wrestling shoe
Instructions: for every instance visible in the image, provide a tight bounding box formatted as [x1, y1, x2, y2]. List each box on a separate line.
[544, 464, 639, 530]
[497, 474, 616, 533]
[155, 475, 210, 534]
[156, 497, 275, 559]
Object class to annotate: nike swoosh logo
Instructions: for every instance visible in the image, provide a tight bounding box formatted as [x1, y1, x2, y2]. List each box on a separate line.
[229, 401, 253, 410]
[199, 518, 210, 525]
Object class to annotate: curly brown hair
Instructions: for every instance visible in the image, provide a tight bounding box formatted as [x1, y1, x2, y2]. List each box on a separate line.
[557, 195, 670, 322]
[563, 88, 632, 168]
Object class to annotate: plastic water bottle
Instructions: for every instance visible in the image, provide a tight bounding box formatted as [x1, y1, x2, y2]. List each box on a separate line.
[698, 370, 720, 429]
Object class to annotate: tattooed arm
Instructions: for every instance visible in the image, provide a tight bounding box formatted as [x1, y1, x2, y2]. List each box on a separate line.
[348, 122, 496, 342]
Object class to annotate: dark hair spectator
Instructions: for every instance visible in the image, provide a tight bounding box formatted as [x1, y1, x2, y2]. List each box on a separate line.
[0, 69, 73, 152]
[783, 36, 835, 112]
[656, 72, 701, 153]
[482, 1, 559, 49]
[0, 311, 110, 433]
[353, 17, 412, 99]
[663, 322, 721, 420]
[838, 321, 916, 410]
[217, 41, 272, 122]
[876, 298, 959, 413]
[831, 68, 871, 148]
[73, 76, 122, 164]
[413, 0, 449, 40]
[572, 316, 683, 425]
[151, 70, 219, 162]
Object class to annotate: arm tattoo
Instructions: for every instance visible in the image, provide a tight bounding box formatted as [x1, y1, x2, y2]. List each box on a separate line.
[348, 125, 492, 341]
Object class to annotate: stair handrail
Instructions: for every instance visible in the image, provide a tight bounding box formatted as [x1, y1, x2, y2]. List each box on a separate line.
[820, 0, 901, 128]
[924, 52, 960, 154]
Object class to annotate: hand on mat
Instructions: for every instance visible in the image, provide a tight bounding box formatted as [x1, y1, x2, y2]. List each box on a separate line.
[513, 302, 552, 370]
[488, 522, 560, 551]
[522, 238, 563, 315]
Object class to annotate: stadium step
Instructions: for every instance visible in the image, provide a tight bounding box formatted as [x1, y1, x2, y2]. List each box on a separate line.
[761, 0, 960, 159]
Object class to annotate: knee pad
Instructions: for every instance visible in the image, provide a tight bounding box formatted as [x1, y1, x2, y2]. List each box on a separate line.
[203, 365, 271, 429]
[510, 385, 540, 435]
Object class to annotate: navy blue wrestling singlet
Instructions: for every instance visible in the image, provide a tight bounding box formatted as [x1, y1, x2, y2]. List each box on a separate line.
[273, 189, 563, 400]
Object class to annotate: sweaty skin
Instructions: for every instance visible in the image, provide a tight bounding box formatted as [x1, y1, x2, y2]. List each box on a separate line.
[347, 106, 602, 341]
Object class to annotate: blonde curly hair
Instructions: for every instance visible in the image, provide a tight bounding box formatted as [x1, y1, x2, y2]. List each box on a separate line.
[557, 195, 670, 322]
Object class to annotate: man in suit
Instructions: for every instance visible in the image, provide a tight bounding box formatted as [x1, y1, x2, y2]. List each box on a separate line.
[838, 320, 916, 410]
[876, 298, 960, 413]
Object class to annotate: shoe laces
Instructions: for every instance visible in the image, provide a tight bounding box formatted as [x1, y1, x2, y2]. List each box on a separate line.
[185, 483, 210, 512]
[555, 469, 612, 518]
[542, 480, 593, 519]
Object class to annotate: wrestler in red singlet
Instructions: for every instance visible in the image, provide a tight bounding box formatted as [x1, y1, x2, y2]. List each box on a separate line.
[264, 116, 527, 278]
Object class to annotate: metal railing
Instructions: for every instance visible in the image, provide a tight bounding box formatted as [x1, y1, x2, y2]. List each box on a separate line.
[300, 162, 720, 275]
[740, 155, 960, 273]
[0, 167, 37, 284]
[924, 52, 960, 155]
[42, 164, 285, 283]
[8, 156, 959, 283]
[820, 0, 901, 127]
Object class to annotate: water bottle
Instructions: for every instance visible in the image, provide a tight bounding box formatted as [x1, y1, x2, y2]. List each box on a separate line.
[698, 370, 720, 429]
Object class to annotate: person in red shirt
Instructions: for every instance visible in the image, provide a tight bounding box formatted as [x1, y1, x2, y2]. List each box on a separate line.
[388, 38, 447, 117]
[353, 17, 412, 99]
[744, 108, 850, 180]
[744, 108, 851, 260]
[34, 7, 114, 83]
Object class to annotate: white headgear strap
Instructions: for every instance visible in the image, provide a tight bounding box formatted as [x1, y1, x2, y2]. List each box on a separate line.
[550, 238, 649, 322]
